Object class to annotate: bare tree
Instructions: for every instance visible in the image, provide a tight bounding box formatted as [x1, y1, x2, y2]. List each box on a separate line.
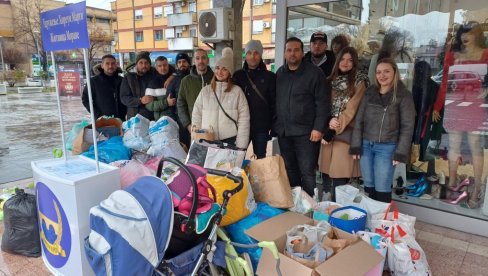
[11, 0, 48, 71]
[3, 47, 28, 66]
[77, 24, 111, 68]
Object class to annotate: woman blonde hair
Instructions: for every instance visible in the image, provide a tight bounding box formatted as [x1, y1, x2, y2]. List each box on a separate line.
[374, 58, 402, 102]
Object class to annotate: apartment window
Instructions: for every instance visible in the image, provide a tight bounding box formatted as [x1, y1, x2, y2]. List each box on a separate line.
[176, 26, 184, 38]
[154, 7, 163, 18]
[154, 30, 163, 41]
[135, 31, 143, 42]
[189, 1, 197, 13]
[175, 3, 182, 14]
[271, 18, 276, 43]
[134, 9, 143, 20]
[163, 5, 174, 16]
[253, 0, 264, 6]
[190, 27, 197, 38]
[165, 28, 175, 39]
[252, 20, 264, 34]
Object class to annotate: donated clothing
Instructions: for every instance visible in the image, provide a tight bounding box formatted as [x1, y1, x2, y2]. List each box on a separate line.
[177, 66, 214, 128]
[192, 82, 250, 149]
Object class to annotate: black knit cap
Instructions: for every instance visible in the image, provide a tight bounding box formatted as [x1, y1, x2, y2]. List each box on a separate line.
[136, 51, 151, 65]
[175, 52, 191, 65]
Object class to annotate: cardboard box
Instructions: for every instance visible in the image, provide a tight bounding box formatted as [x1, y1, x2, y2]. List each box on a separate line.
[246, 212, 384, 276]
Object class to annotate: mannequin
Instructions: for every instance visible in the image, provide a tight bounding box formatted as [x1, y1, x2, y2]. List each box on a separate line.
[433, 22, 488, 208]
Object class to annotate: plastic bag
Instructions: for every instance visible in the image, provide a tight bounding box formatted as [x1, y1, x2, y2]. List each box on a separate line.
[356, 231, 388, 276]
[122, 114, 151, 151]
[66, 120, 89, 151]
[207, 169, 256, 226]
[313, 201, 343, 222]
[147, 116, 180, 155]
[225, 203, 284, 271]
[147, 140, 187, 159]
[110, 160, 154, 189]
[82, 136, 132, 164]
[1, 189, 41, 257]
[290, 187, 318, 214]
[386, 228, 431, 276]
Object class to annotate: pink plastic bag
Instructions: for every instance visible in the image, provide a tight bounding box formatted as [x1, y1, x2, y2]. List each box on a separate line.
[111, 160, 154, 189]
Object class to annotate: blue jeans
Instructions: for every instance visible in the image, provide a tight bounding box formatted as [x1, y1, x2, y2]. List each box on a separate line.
[360, 139, 396, 193]
[251, 132, 270, 159]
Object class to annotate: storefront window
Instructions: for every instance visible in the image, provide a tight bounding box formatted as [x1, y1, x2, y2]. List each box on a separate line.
[282, 0, 488, 220]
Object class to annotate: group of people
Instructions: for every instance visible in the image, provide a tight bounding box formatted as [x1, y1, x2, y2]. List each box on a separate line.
[82, 31, 416, 204]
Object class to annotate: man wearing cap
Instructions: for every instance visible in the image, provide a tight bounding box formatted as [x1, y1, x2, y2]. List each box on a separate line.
[304, 32, 336, 78]
[274, 37, 331, 197]
[82, 54, 126, 121]
[234, 40, 276, 158]
[145, 56, 177, 121]
[167, 52, 192, 147]
[177, 49, 214, 133]
[120, 51, 156, 120]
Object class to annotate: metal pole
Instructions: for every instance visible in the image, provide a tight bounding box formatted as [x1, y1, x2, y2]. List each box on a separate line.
[132, 0, 137, 61]
[82, 48, 100, 172]
[119, 52, 124, 72]
[0, 38, 4, 79]
[51, 51, 68, 162]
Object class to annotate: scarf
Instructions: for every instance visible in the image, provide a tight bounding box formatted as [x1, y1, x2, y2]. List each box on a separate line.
[330, 72, 369, 117]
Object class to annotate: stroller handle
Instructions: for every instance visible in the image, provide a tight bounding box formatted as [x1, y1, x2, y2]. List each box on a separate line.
[157, 157, 199, 233]
[206, 168, 244, 199]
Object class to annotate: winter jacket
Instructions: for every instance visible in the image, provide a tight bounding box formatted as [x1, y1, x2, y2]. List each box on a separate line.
[120, 69, 157, 120]
[273, 61, 331, 137]
[177, 65, 214, 128]
[192, 82, 250, 149]
[145, 70, 178, 121]
[82, 68, 126, 121]
[233, 61, 276, 135]
[303, 50, 336, 78]
[349, 83, 415, 163]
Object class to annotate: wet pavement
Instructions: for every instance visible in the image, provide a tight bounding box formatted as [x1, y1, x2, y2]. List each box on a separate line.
[0, 92, 89, 184]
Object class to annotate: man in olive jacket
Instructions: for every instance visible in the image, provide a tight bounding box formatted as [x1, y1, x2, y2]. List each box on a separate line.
[177, 49, 214, 132]
[274, 37, 331, 197]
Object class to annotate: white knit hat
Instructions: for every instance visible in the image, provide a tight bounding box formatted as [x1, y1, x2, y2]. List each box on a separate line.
[215, 47, 234, 75]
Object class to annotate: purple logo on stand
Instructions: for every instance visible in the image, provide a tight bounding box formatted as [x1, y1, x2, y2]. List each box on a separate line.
[36, 182, 71, 268]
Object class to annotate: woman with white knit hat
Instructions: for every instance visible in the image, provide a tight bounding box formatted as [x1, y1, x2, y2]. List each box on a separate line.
[192, 47, 251, 149]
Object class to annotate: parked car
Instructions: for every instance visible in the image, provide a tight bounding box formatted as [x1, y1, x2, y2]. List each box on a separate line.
[447, 70, 482, 92]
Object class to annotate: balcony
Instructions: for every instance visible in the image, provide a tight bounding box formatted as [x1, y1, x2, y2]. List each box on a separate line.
[165, 0, 184, 2]
[167, 37, 198, 50]
[167, 12, 197, 27]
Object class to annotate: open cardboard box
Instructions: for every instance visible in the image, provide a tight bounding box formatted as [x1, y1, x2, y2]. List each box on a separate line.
[246, 212, 384, 276]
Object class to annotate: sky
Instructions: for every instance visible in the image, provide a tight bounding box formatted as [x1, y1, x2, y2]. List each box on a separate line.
[65, 0, 112, 11]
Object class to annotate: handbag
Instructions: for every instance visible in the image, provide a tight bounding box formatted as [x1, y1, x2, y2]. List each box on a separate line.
[186, 139, 246, 172]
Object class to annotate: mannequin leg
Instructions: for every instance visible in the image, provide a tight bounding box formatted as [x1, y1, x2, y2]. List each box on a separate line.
[447, 132, 463, 189]
[467, 133, 484, 208]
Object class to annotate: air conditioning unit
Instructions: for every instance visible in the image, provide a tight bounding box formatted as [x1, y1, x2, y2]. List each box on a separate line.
[263, 21, 271, 28]
[198, 7, 234, 43]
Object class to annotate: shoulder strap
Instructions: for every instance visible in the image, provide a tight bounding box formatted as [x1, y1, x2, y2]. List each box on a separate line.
[246, 72, 268, 106]
[212, 90, 238, 130]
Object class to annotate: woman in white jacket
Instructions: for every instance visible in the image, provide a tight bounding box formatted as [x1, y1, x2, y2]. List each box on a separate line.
[192, 47, 250, 149]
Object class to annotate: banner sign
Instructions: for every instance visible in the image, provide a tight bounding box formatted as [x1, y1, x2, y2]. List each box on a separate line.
[40, 1, 90, 51]
[58, 72, 81, 96]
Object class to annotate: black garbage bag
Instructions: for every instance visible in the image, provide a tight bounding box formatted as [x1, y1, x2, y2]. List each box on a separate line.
[1, 189, 41, 257]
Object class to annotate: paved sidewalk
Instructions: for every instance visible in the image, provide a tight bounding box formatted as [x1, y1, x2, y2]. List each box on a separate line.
[0, 92, 89, 183]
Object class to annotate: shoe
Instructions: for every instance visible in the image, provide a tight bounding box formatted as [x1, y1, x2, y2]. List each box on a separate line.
[438, 172, 446, 185]
[405, 176, 426, 190]
[448, 178, 470, 192]
[443, 191, 468, 205]
[407, 182, 429, 197]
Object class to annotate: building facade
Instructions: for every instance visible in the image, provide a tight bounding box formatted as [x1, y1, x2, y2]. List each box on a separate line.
[112, 0, 277, 68]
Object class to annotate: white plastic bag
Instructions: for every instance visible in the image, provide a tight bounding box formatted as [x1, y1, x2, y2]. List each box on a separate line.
[290, 187, 318, 214]
[122, 114, 151, 151]
[370, 202, 416, 239]
[335, 185, 360, 206]
[110, 160, 154, 189]
[147, 140, 187, 159]
[148, 116, 179, 151]
[386, 229, 431, 276]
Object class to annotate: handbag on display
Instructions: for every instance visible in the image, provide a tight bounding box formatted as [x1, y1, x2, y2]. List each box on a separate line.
[186, 139, 246, 172]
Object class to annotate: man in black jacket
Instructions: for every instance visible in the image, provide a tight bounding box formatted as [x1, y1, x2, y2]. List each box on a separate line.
[303, 32, 336, 78]
[234, 40, 276, 158]
[82, 54, 126, 121]
[274, 37, 331, 197]
[167, 52, 192, 147]
[120, 51, 156, 120]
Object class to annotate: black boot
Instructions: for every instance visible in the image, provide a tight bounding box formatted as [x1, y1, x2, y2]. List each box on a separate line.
[376, 191, 392, 203]
[364, 186, 376, 200]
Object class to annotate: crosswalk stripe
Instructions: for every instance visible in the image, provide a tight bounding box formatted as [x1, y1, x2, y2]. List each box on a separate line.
[457, 102, 473, 106]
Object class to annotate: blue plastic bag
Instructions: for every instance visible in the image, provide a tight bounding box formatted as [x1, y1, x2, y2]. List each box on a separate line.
[82, 136, 132, 164]
[66, 120, 89, 151]
[225, 203, 284, 271]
